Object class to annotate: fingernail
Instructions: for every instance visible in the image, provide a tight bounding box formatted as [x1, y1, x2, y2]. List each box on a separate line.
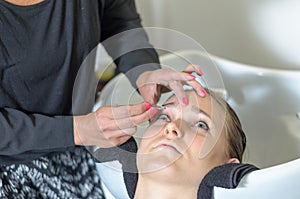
[188, 74, 196, 79]
[144, 102, 152, 111]
[151, 108, 159, 116]
[200, 89, 207, 97]
[198, 69, 203, 76]
[182, 97, 188, 105]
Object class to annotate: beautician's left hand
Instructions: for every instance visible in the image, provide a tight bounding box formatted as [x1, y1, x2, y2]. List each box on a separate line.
[136, 64, 206, 105]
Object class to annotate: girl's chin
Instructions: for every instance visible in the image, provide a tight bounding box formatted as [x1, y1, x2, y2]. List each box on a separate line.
[137, 149, 182, 174]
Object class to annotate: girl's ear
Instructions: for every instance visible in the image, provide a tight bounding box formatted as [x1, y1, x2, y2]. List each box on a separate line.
[227, 158, 240, 164]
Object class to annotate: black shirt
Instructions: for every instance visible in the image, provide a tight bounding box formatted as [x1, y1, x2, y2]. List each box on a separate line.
[0, 0, 160, 164]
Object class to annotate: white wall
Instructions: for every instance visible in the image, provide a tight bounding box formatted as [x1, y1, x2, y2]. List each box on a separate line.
[136, 0, 300, 70]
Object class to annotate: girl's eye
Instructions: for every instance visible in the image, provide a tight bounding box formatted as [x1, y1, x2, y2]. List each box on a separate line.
[157, 114, 171, 122]
[150, 113, 170, 125]
[195, 121, 209, 131]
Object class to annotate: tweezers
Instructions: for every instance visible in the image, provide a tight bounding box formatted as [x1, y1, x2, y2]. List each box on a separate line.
[152, 105, 166, 110]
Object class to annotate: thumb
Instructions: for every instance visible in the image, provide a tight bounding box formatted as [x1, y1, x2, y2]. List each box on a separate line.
[143, 95, 157, 105]
[141, 85, 161, 105]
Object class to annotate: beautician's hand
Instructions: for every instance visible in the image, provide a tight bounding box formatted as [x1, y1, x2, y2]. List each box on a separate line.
[73, 102, 153, 147]
[136, 64, 206, 105]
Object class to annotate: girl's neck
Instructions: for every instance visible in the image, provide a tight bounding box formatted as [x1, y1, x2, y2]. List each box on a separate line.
[134, 175, 197, 199]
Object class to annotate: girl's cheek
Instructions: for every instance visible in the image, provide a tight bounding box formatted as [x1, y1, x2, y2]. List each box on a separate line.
[142, 125, 164, 139]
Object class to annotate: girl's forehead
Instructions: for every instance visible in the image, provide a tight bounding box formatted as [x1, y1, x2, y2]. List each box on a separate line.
[165, 91, 213, 112]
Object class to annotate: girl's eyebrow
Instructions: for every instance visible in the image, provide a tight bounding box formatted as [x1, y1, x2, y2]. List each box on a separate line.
[191, 105, 211, 118]
[162, 102, 177, 107]
[163, 102, 211, 119]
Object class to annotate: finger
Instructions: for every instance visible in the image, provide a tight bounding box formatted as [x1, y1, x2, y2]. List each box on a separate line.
[98, 127, 136, 147]
[160, 70, 196, 82]
[112, 135, 132, 146]
[148, 68, 194, 85]
[168, 80, 189, 106]
[139, 85, 160, 105]
[186, 79, 207, 97]
[114, 109, 152, 129]
[182, 64, 203, 75]
[104, 127, 137, 140]
[110, 101, 151, 119]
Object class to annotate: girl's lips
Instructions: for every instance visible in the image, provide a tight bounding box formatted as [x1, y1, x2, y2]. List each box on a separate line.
[153, 142, 182, 154]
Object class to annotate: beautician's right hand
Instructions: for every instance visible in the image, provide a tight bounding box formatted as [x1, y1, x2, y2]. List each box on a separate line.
[73, 102, 153, 147]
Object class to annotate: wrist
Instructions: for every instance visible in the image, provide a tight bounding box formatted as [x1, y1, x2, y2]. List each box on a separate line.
[73, 116, 82, 145]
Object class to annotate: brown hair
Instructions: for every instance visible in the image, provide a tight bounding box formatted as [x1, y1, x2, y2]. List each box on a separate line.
[209, 90, 246, 162]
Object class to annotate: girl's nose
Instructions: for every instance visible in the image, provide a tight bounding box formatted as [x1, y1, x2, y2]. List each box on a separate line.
[163, 121, 183, 139]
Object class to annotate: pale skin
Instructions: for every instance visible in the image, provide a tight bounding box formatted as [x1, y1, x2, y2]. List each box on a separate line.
[74, 64, 205, 148]
[4, 0, 206, 148]
[135, 91, 239, 199]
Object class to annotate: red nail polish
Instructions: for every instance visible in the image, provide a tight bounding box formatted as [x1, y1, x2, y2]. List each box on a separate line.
[151, 108, 159, 115]
[198, 70, 203, 76]
[145, 103, 152, 111]
[200, 89, 207, 97]
[188, 74, 196, 79]
[182, 97, 188, 105]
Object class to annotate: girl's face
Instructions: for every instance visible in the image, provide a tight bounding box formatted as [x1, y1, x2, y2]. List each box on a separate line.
[137, 91, 235, 186]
